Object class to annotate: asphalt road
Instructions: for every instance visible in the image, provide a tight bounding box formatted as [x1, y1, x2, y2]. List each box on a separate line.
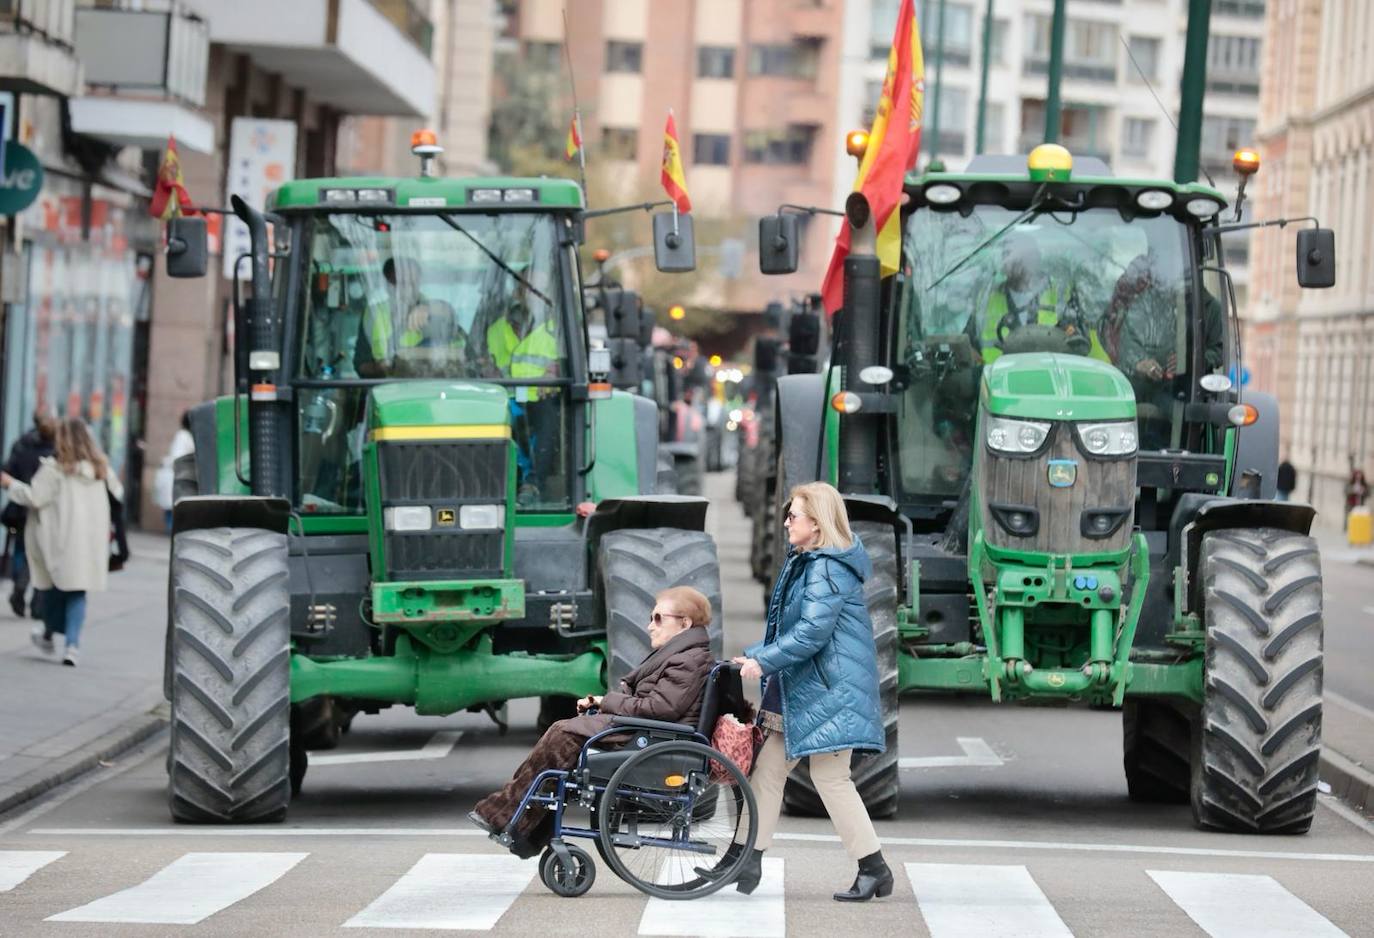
[2, 474, 1372, 936]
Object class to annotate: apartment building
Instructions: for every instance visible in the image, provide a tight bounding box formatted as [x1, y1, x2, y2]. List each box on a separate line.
[1250, 0, 1374, 525]
[502, 0, 847, 307]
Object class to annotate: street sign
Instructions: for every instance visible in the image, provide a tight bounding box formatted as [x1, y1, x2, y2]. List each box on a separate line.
[0, 141, 43, 216]
[222, 117, 296, 280]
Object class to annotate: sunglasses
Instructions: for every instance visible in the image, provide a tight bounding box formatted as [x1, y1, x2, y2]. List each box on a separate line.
[785, 511, 809, 523]
[650, 612, 688, 625]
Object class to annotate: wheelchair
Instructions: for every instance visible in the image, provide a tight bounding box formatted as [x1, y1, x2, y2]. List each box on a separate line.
[494, 663, 758, 900]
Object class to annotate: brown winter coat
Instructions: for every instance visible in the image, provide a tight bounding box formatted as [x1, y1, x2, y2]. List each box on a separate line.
[561, 625, 714, 738]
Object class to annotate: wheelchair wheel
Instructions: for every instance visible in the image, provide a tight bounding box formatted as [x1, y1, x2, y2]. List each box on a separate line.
[596, 740, 757, 900]
[539, 844, 596, 898]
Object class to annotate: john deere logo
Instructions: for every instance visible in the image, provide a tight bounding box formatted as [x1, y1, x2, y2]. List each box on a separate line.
[436, 508, 456, 526]
[1048, 672, 1066, 687]
[1047, 459, 1078, 488]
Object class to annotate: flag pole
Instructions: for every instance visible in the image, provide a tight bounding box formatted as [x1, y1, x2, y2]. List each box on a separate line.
[561, 8, 589, 201]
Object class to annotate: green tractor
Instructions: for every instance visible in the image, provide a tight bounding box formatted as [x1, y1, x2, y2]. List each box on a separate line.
[758, 144, 1336, 832]
[159, 138, 721, 822]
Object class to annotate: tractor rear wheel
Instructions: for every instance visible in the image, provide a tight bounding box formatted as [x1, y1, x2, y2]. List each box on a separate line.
[783, 521, 901, 819]
[168, 527, 292, 823]
[600, 528, 723, 686]
[1192, 527, 1323, 834]
[1122, 699, 1192, 803]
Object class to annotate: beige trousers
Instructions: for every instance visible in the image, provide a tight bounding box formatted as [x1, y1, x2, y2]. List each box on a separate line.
[740, 733, 882, 860]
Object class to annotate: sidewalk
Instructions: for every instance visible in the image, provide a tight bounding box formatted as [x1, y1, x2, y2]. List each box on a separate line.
[0, 530, 170, 816]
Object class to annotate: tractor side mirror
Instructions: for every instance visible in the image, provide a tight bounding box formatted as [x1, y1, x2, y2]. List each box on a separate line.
[606, 289, 642, 341]
[653, 212, 696, 272]
[1296, 227, 1335, 288]
[608, 337, 644, 389]
[759, 214, 799, 275]
[166, 215, 208, 278]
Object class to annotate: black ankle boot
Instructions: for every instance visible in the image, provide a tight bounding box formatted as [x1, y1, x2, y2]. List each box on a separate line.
[833, 850, 894, 902]
[733, 849, 765, 894]
[693, 840, 744, 880]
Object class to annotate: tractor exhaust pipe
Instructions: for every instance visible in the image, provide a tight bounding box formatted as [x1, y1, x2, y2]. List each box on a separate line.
[231, 195, 287, 499]
[837, 192, 881, 494]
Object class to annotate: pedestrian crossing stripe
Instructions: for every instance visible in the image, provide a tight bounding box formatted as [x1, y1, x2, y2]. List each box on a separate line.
[1, 850, 1354, 936]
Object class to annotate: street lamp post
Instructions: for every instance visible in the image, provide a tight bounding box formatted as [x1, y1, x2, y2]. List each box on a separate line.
[1174, 0, 1213, 184]
[1044, 0, 1067, 144]
[974, 0, 995, 154]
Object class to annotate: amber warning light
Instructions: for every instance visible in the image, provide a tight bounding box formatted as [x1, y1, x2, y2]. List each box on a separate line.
[845, 130, 869, 159]
[1233, 148, 1261, 177]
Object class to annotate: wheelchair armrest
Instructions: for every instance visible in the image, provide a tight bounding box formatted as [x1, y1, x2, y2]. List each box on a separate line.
[609, 715, 696, 735]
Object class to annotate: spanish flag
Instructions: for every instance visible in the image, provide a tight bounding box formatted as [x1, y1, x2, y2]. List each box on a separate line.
[819, 0, 924, 315]
[660, 110, 692, 214]
[565, 113, 582, 162]
[149, 135, 196, 220]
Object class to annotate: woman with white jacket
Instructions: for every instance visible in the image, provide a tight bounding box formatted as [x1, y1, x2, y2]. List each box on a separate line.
[0, 418, 121, 667]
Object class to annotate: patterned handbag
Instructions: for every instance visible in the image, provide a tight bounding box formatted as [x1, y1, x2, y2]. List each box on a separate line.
[710, 714, 763, 783]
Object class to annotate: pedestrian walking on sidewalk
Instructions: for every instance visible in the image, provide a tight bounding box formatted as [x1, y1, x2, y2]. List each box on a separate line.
[0, 418, 123, 667]
[727, 481, 891, 902]
[153, 410, 195, 531]
[1, 410, 57, 618]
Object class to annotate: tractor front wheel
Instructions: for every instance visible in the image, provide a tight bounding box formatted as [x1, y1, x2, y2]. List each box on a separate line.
[1192, 527, 1323, 834]
[168, 527, 292, 823]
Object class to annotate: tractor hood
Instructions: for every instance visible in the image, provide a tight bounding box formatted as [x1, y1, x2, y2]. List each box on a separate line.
[981, 353, 1135, 422]
[367, 381, 511, 439]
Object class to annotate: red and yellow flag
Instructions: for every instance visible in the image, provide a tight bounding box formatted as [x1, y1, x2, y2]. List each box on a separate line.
[565, 113, 582, 162]
[819, 0, 924, 315]
[149, 135, 196, 220]
[660, 110, 692, 214]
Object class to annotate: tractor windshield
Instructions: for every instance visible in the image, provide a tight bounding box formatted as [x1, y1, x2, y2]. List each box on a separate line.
[894, 203, 1225, 501]
[297, 212, 567, 382]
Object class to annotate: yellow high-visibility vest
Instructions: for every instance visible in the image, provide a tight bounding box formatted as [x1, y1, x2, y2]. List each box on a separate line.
[981, 284, 1108, 363]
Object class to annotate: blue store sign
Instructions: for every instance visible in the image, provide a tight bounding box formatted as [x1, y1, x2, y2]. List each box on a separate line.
[0, 141, 43, 215]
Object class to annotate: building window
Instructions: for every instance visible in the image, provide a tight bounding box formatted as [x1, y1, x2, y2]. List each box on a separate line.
[601, 126, 638, 160]
[928, 3, 974, 68]
[1214, 0, 1265, 17]
[1021, 100, 1111, 161]
[605, 40, 643, 74]
[1025, 15, 1118, 83]
[1200, 115, 1257, 169]
[697, 45, 736, 79]
[861, 77, 884, 126]
[1122, 117, 1155, 157]
[989, 19, 1009, 64]
[748, 42, 819, 79]
[980, 101, 1005, 153]
[933, 86, 968, 155]
[523, 40, 562, 72]
[743, 125, 817, 164]
[1207, 34, 1260, 94]
[870, 0, 899, 58]
[693, 133, 730, 166]
[1126, 36, 1160, 82]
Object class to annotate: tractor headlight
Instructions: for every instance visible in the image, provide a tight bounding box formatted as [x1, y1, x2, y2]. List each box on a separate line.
[985, 416, 1051, 454]
[384, 506, 433, 531]
[459, 504, 504, 530]
[1075, 421, 1138, 456]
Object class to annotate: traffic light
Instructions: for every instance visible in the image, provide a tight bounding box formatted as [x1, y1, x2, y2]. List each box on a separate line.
[669, 304, 686, 321]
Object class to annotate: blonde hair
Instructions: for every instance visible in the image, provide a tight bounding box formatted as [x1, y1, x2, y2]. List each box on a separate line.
[55, 418, 108, 481]
[656, 585, 711, 627]
[789, 481, 853, 551]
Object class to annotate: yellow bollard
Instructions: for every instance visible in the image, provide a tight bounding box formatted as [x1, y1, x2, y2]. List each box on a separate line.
[1349, 507, 1373, 546]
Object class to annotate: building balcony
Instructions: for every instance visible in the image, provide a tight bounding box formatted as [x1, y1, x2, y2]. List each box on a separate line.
[193, 0, 434, 117]
[69, 6, 213, 153]
[791, 3, 833, 40]
[1024, 56, 1117, 85]
[0, 0, 82, 97]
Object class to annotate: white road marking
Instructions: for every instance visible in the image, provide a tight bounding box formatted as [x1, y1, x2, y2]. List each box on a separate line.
[907, 863, 1072, 938]
[24, 828, 1374, 864]
[1149, 870, 1349, 938]
[310, 729, 462, 766]
[46, 852, 307, 925]
[639, 857, 784, 937]
[344, 853, 532, 930]
[899, 737, 1004, 769]
[0, 851, 65, 892]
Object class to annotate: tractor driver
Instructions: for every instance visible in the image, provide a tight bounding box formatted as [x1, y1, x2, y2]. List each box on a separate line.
[356, 256, 424, 378]
[980, 235, 1107, 363]
[393, 299, 472, 376]
[484, 280, 563, 504]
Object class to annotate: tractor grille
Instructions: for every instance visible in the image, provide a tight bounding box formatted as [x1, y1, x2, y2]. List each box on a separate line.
[978, 420, 1136, 556]
[378, 441, 507, 580]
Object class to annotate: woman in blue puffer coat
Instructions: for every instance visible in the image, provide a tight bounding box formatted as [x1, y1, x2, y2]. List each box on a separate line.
[726, 481, 890, 901]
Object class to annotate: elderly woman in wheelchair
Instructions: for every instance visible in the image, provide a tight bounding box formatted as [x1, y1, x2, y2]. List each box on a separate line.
[467, 585, 759, 899]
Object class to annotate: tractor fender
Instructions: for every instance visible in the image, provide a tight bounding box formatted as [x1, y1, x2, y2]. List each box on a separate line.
[1231, 389, 1281, 499]
[187, 399, 222, 494]
[1173, 493, 1316, 614]
[776, 373, 826, 487]
[165, 496, 292, 700]
[584, 495, 709, 584]
[632, 394, 659, 494]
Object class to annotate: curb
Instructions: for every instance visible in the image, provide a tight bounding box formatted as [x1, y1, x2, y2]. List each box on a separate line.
[1320, 747, 1372, 815]
[0, 711, 168, 819]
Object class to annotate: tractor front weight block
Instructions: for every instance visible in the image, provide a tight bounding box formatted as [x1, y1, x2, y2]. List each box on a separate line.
[290, 636, 606, 715]
[371, 579, 525, 626]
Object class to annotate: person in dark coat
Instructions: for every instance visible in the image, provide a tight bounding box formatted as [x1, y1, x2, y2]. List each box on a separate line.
[2, 411, 57, 618]
[728, 481, 890, 901]
[468, 586, 715, 851]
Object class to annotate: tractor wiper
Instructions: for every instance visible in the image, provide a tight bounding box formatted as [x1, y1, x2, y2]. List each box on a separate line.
[927, 183, 1052, 292]
[436, 213, 553, 307]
